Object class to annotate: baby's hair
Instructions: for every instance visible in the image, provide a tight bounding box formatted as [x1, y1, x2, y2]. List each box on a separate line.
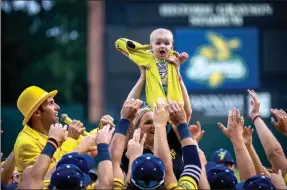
[150, 28, 173, 43]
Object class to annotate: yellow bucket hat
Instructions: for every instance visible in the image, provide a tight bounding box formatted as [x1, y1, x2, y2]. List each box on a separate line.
[17, 86, 57, 125]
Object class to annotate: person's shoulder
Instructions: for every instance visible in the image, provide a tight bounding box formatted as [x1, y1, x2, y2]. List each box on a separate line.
[14, 131, 34, 146]
[14, 132, 38, 152]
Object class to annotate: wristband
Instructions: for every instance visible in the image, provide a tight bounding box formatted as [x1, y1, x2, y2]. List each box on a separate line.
[48, 137, 59, 148]
[97, 143, 111, 162]
[41, 142, 57, 158]
[177, 123, 191, 140]
[252, 115, 261, 124]
[115, 119, 130, 135]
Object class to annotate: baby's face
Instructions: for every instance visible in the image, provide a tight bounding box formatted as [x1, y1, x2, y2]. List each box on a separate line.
[150, 32, 173, 61]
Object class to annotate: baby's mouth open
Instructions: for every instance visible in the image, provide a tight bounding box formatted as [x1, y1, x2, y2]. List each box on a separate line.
[160, 50, 166, 55]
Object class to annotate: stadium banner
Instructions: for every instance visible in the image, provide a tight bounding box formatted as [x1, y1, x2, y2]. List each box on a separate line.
[175, 28, 259, 90]
[190, 92, 271, 119]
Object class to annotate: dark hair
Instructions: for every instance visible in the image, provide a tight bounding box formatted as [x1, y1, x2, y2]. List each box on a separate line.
[27, 105, 44, 127]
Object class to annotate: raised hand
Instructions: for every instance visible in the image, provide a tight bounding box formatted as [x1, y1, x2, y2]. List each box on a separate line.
[76, 135, 97, 154]
[270, 108, 287, 136]
[95, 124, 115, 145]
[166, 51, 189, 69]
[153, 98, 169, 127]
[247, 89, 260, 120]
[120, 98, 143, 121]
[67, 120, 85, 140]
[262, 167, 286, 189]
[48, 123, 67, 145]
[99, 115, 115, 129]
[217, 107, 244, 142]
[242, 125, 254, 147]
[189, 121, 205, 143]
[167, 99, 187, 126]
[126, 128, 147, 159]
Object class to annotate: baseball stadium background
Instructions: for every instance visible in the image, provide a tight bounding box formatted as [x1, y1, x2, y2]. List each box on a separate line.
[1, 0, 287, 168]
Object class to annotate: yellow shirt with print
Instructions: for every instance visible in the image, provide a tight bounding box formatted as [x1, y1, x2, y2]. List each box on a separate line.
[167, 176, 198, 190]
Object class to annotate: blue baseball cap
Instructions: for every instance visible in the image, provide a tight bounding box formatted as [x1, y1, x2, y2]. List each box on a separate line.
[49, 164, 91, 189]
[131, 153, 165, 189]
[211, 148, 234, 164]
[236, 175, 275, 190]
[56, 152, 95, 174]
[49, 153, 95, 189]
[206, 162, 238, 189]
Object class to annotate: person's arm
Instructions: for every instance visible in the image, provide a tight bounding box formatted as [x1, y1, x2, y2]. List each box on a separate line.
[174, 52, 192, 123]
[178, 77, 192, 123]
[197, 149, 210, 190]
[127, 66, 146, 100]
[153, 98, 177, 187]
[44, 134, 100, 181]
[248, 90, 287, 175]
[109, 99, 142, 182]
[242, 125, 263, 174]
[218, 108, 256, 181]
[167, 100, 201, 189]
[95, 125, 115, 189]
[20, 124, 67, 189]
[1, 152, 16, 184]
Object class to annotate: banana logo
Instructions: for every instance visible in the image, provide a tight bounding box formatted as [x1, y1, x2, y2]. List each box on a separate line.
[218, 151, 227, 160]
[187, 31, 247, 88]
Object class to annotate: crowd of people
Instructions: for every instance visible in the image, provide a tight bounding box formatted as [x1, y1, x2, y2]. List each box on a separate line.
[1, 28, 287, 189]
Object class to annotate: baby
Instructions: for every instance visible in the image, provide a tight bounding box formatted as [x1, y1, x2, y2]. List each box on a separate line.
[115, 28, 188, 109]
[149, 28, 174, 95]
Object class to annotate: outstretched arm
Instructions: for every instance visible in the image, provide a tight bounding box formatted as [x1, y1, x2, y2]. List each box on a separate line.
[127, 66, 146, 100]
[248, 90, 287, 175]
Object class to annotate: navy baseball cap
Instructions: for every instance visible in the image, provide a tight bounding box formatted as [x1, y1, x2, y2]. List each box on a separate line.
[206, 162, 238, 189]
[49, 164, 91, 189]
[211, 148, 234, 164]
[236, 175, 275, 190]
[131, 153, 165, 189]
[56, 152, 95, 174]
[49, 152, 95, 189]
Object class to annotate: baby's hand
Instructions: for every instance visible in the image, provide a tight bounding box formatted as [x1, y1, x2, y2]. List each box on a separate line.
[179, 52, 189, 64]
[166, 51, 189, 69]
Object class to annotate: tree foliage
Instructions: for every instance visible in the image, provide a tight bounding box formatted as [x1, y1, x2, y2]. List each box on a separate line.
[1, 0, 88, 105]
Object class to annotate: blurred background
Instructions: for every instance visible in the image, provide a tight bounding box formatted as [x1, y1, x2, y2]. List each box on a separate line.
[1, 0, 287, 166]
